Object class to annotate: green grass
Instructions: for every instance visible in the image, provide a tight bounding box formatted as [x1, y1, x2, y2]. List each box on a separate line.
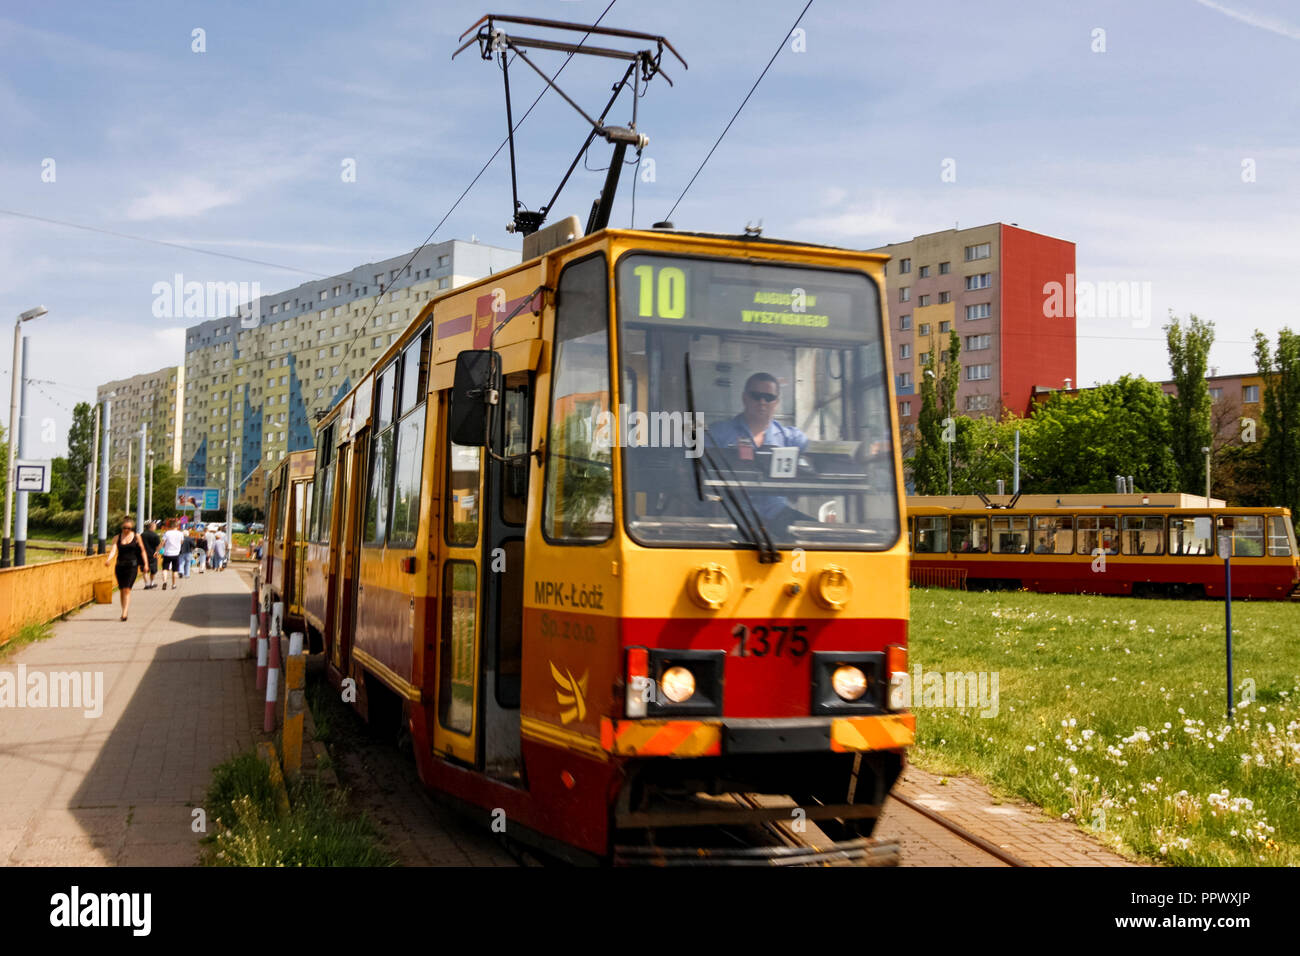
[908, 587, 1299, 866]
[0, 619, 55, 660]
[201, 749, 393, 867]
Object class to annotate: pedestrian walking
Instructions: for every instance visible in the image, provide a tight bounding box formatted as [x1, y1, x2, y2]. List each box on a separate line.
[159, 518, 185, 590]
[213, 528, 228, 570]
[179, 527, 194, 580]
[140, 520, 161, 588]
[205, 527, 216, 570]
[104, 516, 149, 621]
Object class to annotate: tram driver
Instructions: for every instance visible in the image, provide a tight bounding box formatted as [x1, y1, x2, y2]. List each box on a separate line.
[706, 372, 817, 531]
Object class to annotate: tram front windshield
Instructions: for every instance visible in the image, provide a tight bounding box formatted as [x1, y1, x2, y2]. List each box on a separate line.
[615, 254, 898, 551]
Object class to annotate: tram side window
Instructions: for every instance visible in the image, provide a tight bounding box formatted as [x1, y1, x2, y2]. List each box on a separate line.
[363, 427, 395, 546]
[1032, 515, 1073, 554]
[1077, 516, 1119, 555]
[543, 254, 613, 543]
[446, 444, 481, 547]
[311, 426, 335, 543]
[1267, 515, 1293, 556]
[1219, 515, 1265, 557]
[992, 515, 1030, 554]
[438, 561, 476, 735]
[950, 516, 988, 553]
[501, 380, 531, 527]
[1168, 515, 1214, 556]
[914, 516, 948, 553]
[388, 410, 426, 549]
[1122, 515, 1165, 555]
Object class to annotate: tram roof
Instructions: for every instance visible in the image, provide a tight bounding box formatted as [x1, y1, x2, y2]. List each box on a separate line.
[909, 493, 1228, 511]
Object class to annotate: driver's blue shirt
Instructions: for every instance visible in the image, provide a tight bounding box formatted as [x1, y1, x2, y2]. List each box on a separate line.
[705, 415, 808, 518]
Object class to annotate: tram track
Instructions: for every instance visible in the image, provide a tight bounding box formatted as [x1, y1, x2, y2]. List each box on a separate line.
[884, 792, 1030, 867]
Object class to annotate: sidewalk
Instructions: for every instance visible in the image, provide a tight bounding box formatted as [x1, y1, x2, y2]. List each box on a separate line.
[0, 567, 261, 866]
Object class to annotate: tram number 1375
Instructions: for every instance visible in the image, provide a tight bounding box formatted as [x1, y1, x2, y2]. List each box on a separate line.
[731, 623, 810, 658]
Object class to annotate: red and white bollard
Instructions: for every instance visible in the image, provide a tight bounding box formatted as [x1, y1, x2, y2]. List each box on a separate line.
[249, 585, 259, 657]
[264, 601, 284, 732]
[256, 593, 271, 691]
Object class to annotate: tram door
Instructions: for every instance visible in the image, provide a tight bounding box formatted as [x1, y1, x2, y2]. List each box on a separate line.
[432, 379, 531, 776]
[330, 442, 360, 672]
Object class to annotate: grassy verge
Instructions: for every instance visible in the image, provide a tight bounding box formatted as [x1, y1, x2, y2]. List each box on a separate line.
[0, 619, 55, 661]
[908, 587, 1299, 866]
[200, 749, 392, 867]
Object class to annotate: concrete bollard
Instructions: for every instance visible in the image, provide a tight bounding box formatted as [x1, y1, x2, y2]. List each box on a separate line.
[281, 651, 307, 778]
[264, 664, 279, 733]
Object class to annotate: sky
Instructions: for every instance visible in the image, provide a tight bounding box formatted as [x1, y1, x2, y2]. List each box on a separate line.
[2, 0, 1299, 457]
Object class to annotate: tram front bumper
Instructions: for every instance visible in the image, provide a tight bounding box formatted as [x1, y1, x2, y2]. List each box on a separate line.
[599, 713, 915, 757]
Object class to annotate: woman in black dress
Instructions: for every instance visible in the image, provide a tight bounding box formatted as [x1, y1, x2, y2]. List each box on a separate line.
[104, 517, 149, 621]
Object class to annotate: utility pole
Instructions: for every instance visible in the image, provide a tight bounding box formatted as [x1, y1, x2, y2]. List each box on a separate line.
[13, 336, 29, 566]
[136, 422, 146, 524]
[1203, 445, 1212, 505]
[147, 450, 155, 522]
[1013, 428, 1021, 494]
[125, 441, 132, 514]
[86, 402, 100, 554]
[98, 396, 111, 551]
[3, 305, 47, 567]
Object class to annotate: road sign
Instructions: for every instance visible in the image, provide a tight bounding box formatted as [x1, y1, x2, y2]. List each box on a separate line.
[176, 486, 221, 511]
[15, 459, 52, 493]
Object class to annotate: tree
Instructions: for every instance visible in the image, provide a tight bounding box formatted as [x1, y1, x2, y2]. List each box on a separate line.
[912, 331, 961, 494]
[1165, 313, 1215, 493]
[1019, 376, 1178, 493]
[66, 402, 95, 496]
[1254, 327, 1300, 514]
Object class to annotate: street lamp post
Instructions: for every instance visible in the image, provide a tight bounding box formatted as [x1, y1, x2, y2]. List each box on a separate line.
[1202, 445, 1212, 506]
[2, 305, 47, 568]
[147, 450, 155, 522]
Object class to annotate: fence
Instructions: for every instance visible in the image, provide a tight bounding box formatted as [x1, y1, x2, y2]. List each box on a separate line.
[910, 566, 968, 590]
[0, 554, 113, 647]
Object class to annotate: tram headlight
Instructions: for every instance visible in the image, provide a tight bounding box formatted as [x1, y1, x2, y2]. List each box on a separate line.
[659, 666, 696, 703]
[831, 665, 868, 701]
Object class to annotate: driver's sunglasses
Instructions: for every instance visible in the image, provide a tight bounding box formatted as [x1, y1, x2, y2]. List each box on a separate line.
[747, 390, 779, 403]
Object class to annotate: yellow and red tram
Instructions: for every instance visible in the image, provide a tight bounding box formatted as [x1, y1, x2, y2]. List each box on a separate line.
[295, 222, 913, 862]
[908, 494, 1299, 599]
[263, 449, 315, 636]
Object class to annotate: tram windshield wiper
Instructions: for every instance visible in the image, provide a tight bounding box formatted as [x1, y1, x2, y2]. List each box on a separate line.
[684, 354, 780, 563]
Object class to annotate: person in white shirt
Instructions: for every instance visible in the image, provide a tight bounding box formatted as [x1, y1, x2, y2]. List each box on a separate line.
[159, 519, 186, 590]
[213, 529, 229, 570]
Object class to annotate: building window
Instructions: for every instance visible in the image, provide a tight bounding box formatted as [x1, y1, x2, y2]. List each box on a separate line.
[920, 351, 931, 365]
[438, 278, 450, 290]
[966, 303, 991, 320]
[319, 290, 327, 301]
[964, 243, 991, 261]
[899, 314, 912, 330]
[939, 261, 951, 275]
[965, 334, 990, 350]
[1209, 387, 1223, 400]
[965, 273, 992, 290]
[918, 294, 931, 307]
[939, 320, 951, 333]
[967, 364, 992, 381]
[899, 288, 911, 302]
[900, 343, 911, 359]
[1243, 385, 1260, 403]
[899, 258, 912, 274]
[965, 394, 993, 412]
[897, 372, 912, 388]
[938, 291, 951, 304]
[918, 322, 931, 336]
[438, 254, 450, 267]
[918, 265, 931, 278]
[390, 312, 400, 323]
[900, 401, 912, 417]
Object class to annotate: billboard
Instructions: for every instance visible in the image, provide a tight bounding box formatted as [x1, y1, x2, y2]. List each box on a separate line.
[176, 487, 221, 511]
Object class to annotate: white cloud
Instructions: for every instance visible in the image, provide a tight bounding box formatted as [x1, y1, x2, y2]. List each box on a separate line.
[125, 177, 241, 221]
[1190, 0, 1300, 41]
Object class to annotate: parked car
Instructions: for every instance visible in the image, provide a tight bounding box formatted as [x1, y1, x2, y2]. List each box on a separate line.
[231, 522, 248, 534]
[249, 522, 265, 533]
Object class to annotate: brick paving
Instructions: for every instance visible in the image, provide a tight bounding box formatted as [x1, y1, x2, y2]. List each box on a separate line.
[877, 764, 1140, 866]
[0, 566, 262, 866]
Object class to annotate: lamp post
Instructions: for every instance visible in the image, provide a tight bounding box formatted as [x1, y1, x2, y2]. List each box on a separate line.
[98, 393, 112, 552]
[1202, 445, 1212, 506]
[2, 305, 47, 568]
[147, 450, 155, 522]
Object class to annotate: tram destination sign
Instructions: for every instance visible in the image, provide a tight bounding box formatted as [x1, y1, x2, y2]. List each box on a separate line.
[618, 255, 876, 337]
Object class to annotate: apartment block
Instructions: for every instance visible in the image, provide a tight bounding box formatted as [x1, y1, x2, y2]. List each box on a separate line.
[1160, 369, 1264, 445]
[869, 223, 1076, 427]
[95, 365, 185, 480]
[181, 239, 518, 499]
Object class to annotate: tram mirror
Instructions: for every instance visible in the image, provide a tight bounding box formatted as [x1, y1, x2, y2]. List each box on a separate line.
[451, 350, 501, 446]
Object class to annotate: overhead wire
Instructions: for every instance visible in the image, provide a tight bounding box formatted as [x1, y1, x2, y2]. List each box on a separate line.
[318, 0, 620, 399]
[664, 0, 814, 223]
